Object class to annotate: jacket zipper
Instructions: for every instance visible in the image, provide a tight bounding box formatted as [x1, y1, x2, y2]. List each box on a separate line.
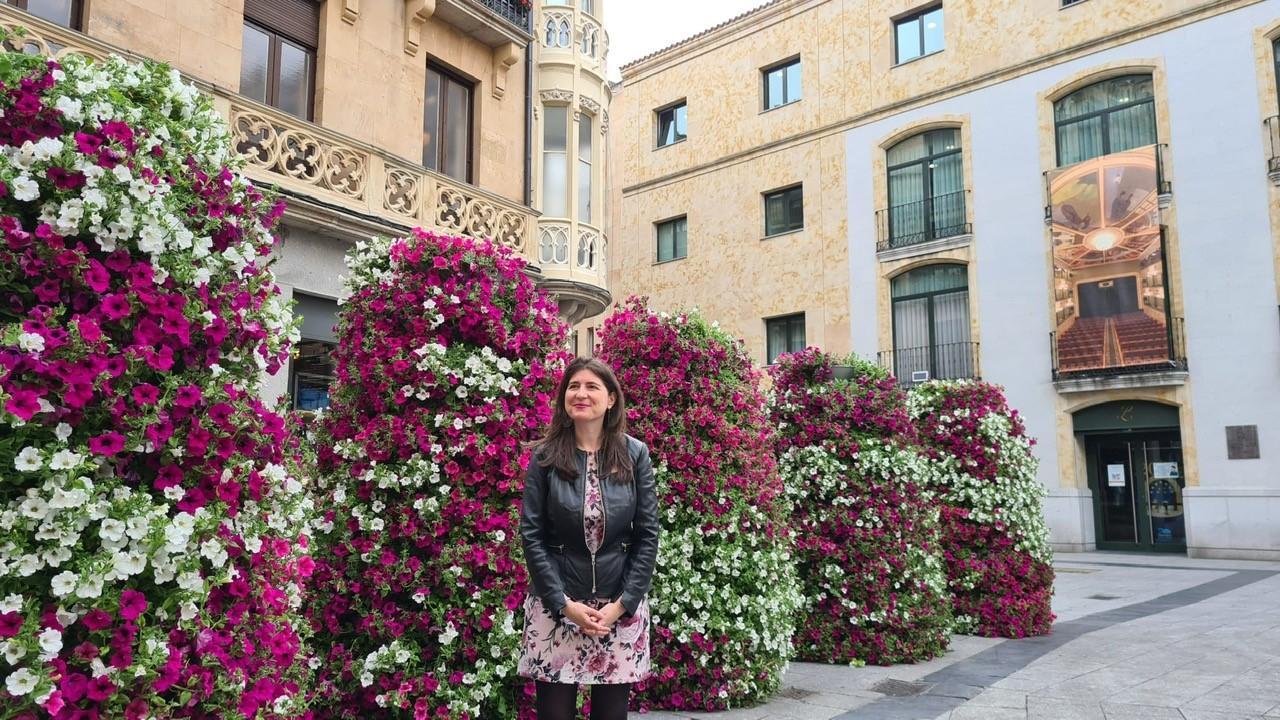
[597, 450, 607, 597]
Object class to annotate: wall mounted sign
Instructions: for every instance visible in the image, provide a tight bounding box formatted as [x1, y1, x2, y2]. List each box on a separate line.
[1107, 464, 1126, 487]
[1225, 425, 1260, 460]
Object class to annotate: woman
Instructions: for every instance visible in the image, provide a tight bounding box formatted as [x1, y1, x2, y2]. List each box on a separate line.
[518, 357, 659, 719]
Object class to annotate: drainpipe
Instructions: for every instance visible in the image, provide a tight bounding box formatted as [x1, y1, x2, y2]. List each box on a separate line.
[524, 39, 533, 207]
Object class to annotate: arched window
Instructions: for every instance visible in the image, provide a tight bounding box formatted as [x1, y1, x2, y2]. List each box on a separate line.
[890, 264, 974, 383]
[544, 16, 571, 48]
[885, 128, 966, 248]
[1054, 75, 1156, 166]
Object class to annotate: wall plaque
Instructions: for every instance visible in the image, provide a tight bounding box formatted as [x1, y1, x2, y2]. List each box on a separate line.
[1225, 425, 1260, 460]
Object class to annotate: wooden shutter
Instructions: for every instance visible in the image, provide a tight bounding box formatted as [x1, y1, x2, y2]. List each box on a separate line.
[243, 0, 320, 48]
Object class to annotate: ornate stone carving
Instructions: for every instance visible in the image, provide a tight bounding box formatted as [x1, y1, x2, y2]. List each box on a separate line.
[579, 96, 601, 115]
[492, 41, 519, 100]
[540, 89, 574, 104]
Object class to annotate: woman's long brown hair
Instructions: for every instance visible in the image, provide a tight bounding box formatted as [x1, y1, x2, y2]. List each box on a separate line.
[537, 357, 634, 484]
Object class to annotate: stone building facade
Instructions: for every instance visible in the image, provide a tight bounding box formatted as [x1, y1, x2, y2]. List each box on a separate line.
[609, 0, 1280, 559]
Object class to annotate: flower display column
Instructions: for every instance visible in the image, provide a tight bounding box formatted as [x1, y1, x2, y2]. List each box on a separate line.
[771, 350, 952, 665]
[0, 54, 312, 717]
[595, 297, 801, 711]
[908, 381, 1055, 638]
[306, 230, 566, 719]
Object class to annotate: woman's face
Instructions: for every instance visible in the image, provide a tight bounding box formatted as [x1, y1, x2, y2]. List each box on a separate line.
[564, 369, 615, 425]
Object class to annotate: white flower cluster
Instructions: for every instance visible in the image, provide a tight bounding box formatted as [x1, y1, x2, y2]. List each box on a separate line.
[410, 343, 525, 405]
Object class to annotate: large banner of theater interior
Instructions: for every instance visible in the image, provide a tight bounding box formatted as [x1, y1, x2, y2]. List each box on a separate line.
[1048, 145, 1170, 374]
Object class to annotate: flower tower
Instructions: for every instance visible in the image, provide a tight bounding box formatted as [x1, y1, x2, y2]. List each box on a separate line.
[908, 381, 1055, 638]
[771, 349, 952, 665]
[595, 297, 801, 711]
[305, 230, 566, 719]
[0, 53, 312, 717]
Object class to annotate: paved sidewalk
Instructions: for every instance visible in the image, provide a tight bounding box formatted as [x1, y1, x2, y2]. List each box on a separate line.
[634, 552, 1280, 720]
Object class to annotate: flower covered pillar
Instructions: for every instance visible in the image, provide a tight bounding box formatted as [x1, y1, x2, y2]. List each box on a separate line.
[595, 297, 802, 711]
[305, 230, 567, 719]
[0, 53, 313, 717]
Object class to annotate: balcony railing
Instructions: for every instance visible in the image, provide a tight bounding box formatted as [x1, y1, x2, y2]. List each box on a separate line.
[0, 5, 536, 258]
[1051, 315, 1187, 381]
[480, 0, 531, 32]
[877, 341, 980, 386]
[875, 190, 971, 252]
[1265, 116, 1280, 179]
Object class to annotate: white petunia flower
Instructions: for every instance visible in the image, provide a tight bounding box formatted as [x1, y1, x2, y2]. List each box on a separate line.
[11, 176, 38, 202]
[17, 333, 44, 352]
[54, 423, 72, 442]
[50, 572, 77, 597]
[49, 449, 83, 470]
[4, 667, 38, 695]
[14, 447, 43, 472]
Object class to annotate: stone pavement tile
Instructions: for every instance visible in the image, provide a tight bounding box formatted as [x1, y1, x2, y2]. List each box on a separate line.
[1033, 668, 1152, 702]
[798, 692, 879, 712]
[1105, 670, 1235, 707]
[1184, 689, 1280, 716]
[990, 673, 1059, 693]
[1178, 710, 1268, 720]
[949, 705, 1027, 720]
[1100, 703, 1185, 719]
[1026, 696, 1105, 720]
[1265, 705, 1280, 718]
[966, 688, 1028, 708]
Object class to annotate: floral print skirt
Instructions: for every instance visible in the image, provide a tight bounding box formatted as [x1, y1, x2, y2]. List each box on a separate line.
[517, 594, 651, 684]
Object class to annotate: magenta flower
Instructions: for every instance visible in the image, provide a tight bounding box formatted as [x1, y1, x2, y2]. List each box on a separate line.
[0, 611, 21, 638]
[118, 590, 147, 620]
[130, 383, 159, 406]
[4, 389, 41, 421]
[81, 609, 112, 631]
[87, 431, 125, 456]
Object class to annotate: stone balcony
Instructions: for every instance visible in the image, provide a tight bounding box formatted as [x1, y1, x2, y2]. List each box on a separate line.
[0, 5, 542, 269]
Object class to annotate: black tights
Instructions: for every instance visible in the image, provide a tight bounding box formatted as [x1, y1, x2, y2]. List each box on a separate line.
[534, 681, 630, 720]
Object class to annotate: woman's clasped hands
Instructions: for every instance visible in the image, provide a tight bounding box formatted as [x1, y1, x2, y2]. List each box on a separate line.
[562, 599, 625, 638]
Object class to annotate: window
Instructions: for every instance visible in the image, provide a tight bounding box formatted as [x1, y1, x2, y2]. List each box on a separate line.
[586, 327, 596, 357]
[290, 293, 338, 411]
[656, 102, 687, 148]
[4, 0, 81, 28]
[240, 0, 318, 120]
[1061, 0, 1089, 6]
[656, 216, 687, 262]
[544, 15, 571, 48]
[1054, 75, 1156, 166]
[581, 26, 598, 57]
[542, 105, 568, 217]
[765, 314, 805, 364]
[578, 114, 593, 222]
[885, 128, 966, 248]
[762, 57, 802, 110]
[891, 264, 973, 383]
[764, 185, 804, 236]
[895, 5, 944, 64]
[582, 0, 595, 14]
[424, 65, 474, 182]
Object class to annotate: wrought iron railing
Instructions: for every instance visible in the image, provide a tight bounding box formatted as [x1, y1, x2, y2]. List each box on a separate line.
[480, 0, 531, 32]
[877, 341, 980, 385]
[875, 189, 971, 252]
[1051, 315, 1186, 381]
[1265, 116, 1280, 176]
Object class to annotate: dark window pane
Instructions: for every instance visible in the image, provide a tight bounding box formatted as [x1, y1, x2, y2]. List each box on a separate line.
[578, 115, 592, 223]
[674, 104, 687, 141]
[657, 221, 673, 261]
[675, 218, 687, 258]
[658, 104, 687, 146]
[787, 187, 804, 230]
[443, 77, 471, 181]
[922, 7, 944, 55]
[896, 17, 921, 63]
[24, 0, 76, 27]
[240, 24, 271, 105]
[424, 70, 442, 169]
[291, 339, 336, 411]
[765, 187, 803, 235]
[277, 39, 312, 119]
[766, 314, 805, 363]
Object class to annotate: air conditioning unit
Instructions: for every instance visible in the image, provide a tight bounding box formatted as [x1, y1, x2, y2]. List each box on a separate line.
[911, 370, 931, 383]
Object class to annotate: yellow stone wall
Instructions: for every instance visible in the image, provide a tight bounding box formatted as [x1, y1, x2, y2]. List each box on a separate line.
[83, 0, 529, 203]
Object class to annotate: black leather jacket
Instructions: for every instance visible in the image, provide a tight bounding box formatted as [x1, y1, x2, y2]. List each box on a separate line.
[520, 435, 659, 617]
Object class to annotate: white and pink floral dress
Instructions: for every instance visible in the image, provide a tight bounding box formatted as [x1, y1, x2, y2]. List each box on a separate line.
[518, 451, 651, 684]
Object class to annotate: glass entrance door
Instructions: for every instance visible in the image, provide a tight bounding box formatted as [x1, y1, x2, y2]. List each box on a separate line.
[1087, 433, 1185, 552]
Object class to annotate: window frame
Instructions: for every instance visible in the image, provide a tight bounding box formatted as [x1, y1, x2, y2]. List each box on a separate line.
[763, 183, 804, 237]
[893, 4, 945, 65]
[761, 55, 802, 111]
[423, 62, 476, 184]
[655, 100, 688, 149]
[889, 263, 971, 381]
[765, 313, 806, 365]
[241, 19, 317, 121]
[1060, 0, 1089, 7]
[654, 215, 688, 264]
[885, 128, 965, 245]
[5, 0, 83, 29]
[1052, 74, 1156, 167]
